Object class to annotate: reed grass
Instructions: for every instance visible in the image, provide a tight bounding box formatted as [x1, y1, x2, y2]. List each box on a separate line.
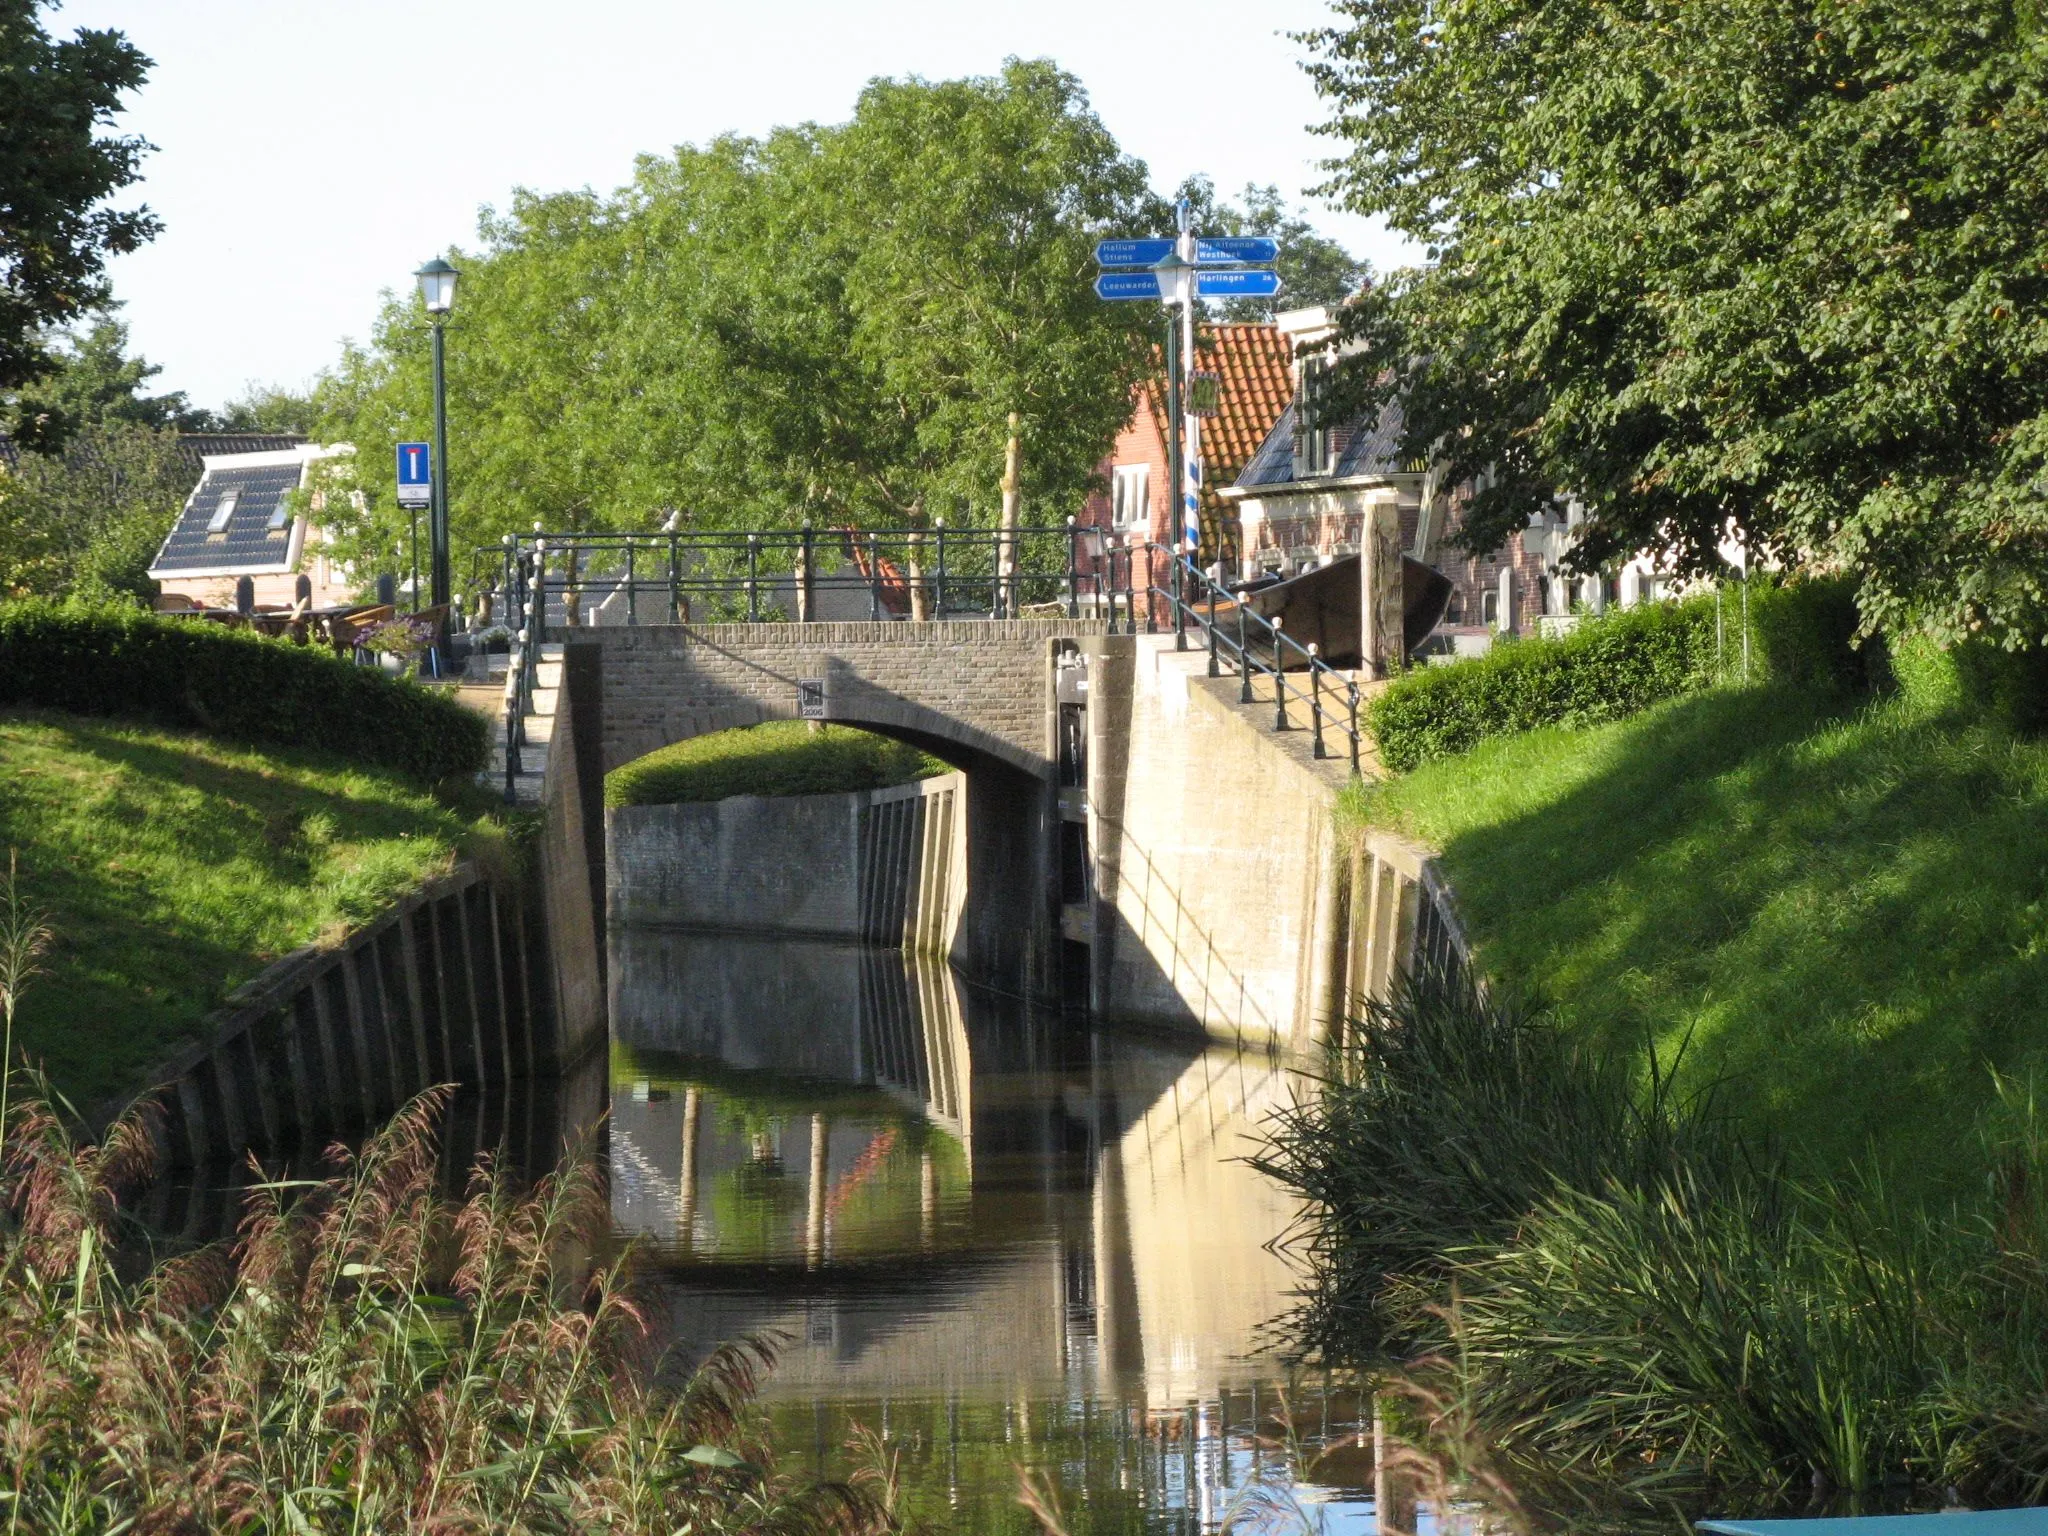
[1260, 976, 2048, 1523]
[0, 1081, 892, 1534]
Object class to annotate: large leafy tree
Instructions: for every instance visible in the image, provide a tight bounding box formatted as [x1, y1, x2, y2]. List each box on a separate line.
[0, 0, 157, 450]
[317, 60, 1157, 596]
[1306, 0, 2048, 645]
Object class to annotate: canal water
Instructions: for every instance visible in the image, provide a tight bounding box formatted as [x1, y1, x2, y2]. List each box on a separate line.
[607, 927, 1458, 1536]
[145, 926, 1481, 1534]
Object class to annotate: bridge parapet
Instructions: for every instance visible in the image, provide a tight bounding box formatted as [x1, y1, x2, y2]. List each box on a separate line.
[583, 619, 1104, 779]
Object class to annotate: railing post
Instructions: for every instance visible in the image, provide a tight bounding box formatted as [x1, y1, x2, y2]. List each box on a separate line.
[1207, 571, 1219, 678]
[669, 528, 681, 622]
[1273, 615, 1289, 730]
[1348, 680, 1361, 775]
[626, 538, 637, 626]
[1309, 643, 1326, 759]
[1142, 543, 1156, 635]
[532, 539, 547, 646]
[747, 535, 760, 622]
[1173, 543, 1187, 650]
[934, 519, 947, 618]
[868, 533, 882, 621]
[798, 522, 815, 623]
[1065, 516, 1080, 620]
[1239, 601, 1253, 703]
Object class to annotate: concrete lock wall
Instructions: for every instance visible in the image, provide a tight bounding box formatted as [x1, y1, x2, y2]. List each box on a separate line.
[104, 862, 582, 1173]
[607, 772, 967, 953]
[1080, 634, 1468, 1049]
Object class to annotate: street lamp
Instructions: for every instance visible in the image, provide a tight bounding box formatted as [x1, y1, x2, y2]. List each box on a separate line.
[414, 258, 460, 619]
[1153, 248, 1196, 642]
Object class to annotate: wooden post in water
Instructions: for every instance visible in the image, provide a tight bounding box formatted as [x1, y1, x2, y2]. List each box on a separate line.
[678, 1085, 700, 1253]
[1374, 1393, 1418, 1536]
[806, 1114, 829, 1270]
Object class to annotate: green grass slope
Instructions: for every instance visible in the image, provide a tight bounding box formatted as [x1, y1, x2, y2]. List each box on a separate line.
[1349, 680, 2048, 1197]
[0, 712, 478, 1109]
[606, 721, 949, 809]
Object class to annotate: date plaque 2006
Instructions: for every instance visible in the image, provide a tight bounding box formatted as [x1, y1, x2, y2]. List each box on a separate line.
[797, 679, 826, 719]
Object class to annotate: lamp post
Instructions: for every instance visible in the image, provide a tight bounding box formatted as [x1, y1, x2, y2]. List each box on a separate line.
[1153, 241, 1197, 645]
[414, 258, 459, 618]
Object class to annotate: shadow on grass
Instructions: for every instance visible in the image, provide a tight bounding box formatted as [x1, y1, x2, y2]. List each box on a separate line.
[1387, 683, 2048, 1199]
[0, 713, 468, 1108]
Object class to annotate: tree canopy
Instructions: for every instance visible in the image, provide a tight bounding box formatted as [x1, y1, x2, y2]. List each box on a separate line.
[0, 317, 201, 600]
[0, 0, 157, 450]
[1306, 0, 2048, 645]
[315, 60, 1161, 586]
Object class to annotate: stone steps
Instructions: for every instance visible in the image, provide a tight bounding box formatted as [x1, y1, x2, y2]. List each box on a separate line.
[482, 645, 563, 807]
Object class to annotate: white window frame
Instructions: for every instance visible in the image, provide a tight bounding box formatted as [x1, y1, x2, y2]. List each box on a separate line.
[206, 490, 240, 534]
[1111, 464, 1148, 530]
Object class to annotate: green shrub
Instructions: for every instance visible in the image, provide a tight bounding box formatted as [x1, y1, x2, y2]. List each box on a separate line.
[1260, 977, 2048, 1518]
[0, 599, 488, 783]
[1369, 577, 1864, 772]
[607, 720, 949, 809]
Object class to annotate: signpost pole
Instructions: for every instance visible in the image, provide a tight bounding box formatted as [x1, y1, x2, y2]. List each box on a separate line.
[1178, 206, 1204, 603]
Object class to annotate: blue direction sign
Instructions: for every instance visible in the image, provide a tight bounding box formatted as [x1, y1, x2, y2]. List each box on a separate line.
[1095, 237, 1174, 268]
[1094, 270, 1162, 301]
[395, 441, 432, 508]
[1195, 269, 1284, 298]
[1195, 236, 1281, 265]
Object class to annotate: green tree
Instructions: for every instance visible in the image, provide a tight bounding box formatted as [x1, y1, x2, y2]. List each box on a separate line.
[0, 315, 200, 600]
[11, 313, 204, 439]
[1304, 0, 2048, 646]
[314, 60, 1157, 605]
[0, 421, 190, 599]
[0, 1, 157, 450]
[1175, 176, 1371, 321]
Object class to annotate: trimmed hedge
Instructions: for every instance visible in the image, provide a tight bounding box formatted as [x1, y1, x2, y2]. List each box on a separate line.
[607, 721, 948, 809]
[0, 600, 490, 784]
[1368, 578, 1865, 772]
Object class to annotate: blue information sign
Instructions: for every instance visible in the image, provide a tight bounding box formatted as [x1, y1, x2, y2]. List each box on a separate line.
[1094, 270, 1163, 301]
[1094, 237, 1175, 268]
[395, 441, 431, 508]
[1195, 236, 1281, 265]
[1195, 269, 1284, 298]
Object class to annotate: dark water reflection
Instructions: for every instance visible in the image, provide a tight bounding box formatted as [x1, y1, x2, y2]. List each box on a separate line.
[608, 929, 1483, 1536]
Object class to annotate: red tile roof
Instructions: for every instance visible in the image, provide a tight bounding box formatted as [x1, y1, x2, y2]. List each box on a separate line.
[1137, 323, 1296, 513]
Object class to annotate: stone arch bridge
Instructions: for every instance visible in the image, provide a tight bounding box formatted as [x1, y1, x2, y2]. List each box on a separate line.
[586, 619, 1093, 780]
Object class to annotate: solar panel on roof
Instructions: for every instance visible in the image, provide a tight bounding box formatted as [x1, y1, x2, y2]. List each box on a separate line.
[150, 462, 305, 575]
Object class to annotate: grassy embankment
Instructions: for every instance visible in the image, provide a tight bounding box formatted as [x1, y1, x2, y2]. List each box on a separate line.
[1286, 617, 2048, 1518]
[1345, 667, 2048, 1198]
[0, 713, 486, 1108]
[607, 720, 948, 808]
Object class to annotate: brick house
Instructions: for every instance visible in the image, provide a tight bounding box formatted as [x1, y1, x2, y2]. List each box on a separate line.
[1221, 307, 1567, 650]
[1077, 323, 1295, 606]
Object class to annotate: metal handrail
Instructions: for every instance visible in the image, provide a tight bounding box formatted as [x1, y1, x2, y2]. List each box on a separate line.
[1151, 554, 1363, 774]
[490, 522, 1167, 636]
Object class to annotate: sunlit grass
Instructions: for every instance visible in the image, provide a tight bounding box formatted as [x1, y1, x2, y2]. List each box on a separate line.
[606, 721, 948, 809]
[1343, 681, 2048, 1197]
[0, 711, 484, 1108]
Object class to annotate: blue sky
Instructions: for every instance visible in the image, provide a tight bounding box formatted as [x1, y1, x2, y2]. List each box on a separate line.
[57, 0, 1406, 410]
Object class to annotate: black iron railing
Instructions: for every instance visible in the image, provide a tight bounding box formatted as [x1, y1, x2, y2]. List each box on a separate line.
[1149, 554, 1363, 774]
[480, 528, 1364, 795]
[482, 523, 1170, 634]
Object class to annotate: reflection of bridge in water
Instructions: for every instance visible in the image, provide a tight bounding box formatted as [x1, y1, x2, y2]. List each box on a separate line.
[608, 927, 1305, 1413]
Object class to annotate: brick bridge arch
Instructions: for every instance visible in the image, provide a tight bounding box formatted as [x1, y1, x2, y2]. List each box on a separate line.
[588, 619, 1097, 779]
